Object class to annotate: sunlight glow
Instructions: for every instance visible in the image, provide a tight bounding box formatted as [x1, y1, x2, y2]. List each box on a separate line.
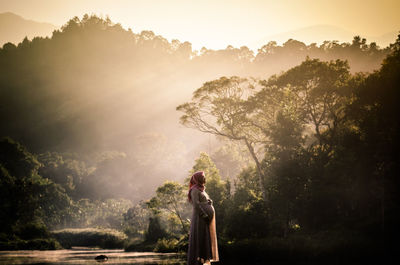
[0, 0, 399, 50]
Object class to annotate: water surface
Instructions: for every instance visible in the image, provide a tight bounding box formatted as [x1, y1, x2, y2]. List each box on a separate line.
[0, 248, 185, 265]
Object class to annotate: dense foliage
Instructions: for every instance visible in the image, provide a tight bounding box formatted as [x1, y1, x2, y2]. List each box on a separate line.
[0, 137, 132, 249]
[0, 14, 393, 203]
[175, 35, 400, 261]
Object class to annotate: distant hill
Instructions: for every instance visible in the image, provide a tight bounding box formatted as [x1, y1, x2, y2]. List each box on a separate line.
[0, 12, 57, 46]
[251, 24, 398, 50]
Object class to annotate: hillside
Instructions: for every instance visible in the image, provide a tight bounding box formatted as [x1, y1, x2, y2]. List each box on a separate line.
[0, 12, 57, 46]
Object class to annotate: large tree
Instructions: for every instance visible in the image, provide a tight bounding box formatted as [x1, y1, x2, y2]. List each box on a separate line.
[258, 58, 352, 154]
[177, 77, 269, 201]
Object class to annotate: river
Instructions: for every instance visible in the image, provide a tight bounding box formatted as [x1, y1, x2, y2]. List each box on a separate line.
[0, 248, 186, 265]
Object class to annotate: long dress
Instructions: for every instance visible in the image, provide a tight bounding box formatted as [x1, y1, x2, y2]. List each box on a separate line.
[187, 188, 219, 265]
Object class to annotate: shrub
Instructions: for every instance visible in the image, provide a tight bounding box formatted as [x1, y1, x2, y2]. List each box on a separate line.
[15, 222, 50, 240]
[154, 238, 178, 253]
[0, 238, 61, 250]
[52, 228, 127, 249]
[124, 240, 154, 252]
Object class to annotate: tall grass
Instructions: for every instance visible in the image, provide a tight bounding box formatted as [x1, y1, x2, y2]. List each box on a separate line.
[52, 228, 127, 249]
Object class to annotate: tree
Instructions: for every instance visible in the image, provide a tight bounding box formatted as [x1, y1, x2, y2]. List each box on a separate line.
[177, 77, 268, 201]
[189, 152, 229, 233]
[225, 166, 268, 239]
[189, 152, 227, 207]
[147, 181, 188, 234]
[38, 152, 88, 196]
[123, 202, 150, 238]
[211, 142, 251, 179]
[0, 137, 72, 231]
[348, 35, 400, 246]
[262, 58, 352, 154]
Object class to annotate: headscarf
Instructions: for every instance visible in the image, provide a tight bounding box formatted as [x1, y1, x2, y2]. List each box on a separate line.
[188, 171, 205, 202]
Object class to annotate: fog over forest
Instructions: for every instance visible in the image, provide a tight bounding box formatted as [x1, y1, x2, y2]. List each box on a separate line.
[0, 14, 393, 202]
[1, 12, 399, 262]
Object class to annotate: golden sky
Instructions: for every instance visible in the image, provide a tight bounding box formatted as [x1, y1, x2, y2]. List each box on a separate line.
[1, 0, 399, 50]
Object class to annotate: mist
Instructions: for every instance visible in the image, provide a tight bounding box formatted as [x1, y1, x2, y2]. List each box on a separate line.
[0, 9, 398, 263]
[0, 14, 393, 204]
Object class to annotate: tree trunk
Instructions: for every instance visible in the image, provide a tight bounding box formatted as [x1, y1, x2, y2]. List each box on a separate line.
[174, 207, 188, 234]
[283, 201, 290, 238]
[244, 139, 267, 202]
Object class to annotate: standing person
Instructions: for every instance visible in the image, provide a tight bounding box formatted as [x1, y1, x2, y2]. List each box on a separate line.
[187, 171, 219, 265]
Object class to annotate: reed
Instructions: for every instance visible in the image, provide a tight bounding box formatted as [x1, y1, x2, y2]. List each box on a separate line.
[52, 228, 127, 249]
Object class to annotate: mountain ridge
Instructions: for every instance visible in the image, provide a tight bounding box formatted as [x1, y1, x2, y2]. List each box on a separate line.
[0, 12, 57, 46]
[251, 24, 398, 50]
[1, 12, 397, 52]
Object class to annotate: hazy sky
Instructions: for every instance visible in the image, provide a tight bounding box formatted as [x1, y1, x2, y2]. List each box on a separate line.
[1, 0, 399, 50]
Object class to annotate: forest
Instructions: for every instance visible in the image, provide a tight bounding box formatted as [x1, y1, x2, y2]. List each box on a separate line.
[0, 15, 398, 262]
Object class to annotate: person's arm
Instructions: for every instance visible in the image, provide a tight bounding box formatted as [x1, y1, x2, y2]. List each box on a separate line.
[190, 188, 201, 211]
[191, 189, 209, 220]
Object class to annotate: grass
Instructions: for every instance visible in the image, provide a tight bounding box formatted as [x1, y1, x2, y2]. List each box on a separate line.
[51, 228, 128, 249]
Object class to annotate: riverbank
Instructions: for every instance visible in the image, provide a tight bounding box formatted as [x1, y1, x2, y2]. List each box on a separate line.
[0, 238, 61, 251]
[125, 235, 188, 253]
[0, 249, 185, 265]
[125, 231, 385, 263]
[0, 222, 61, 250]
[1, 228, 386, 263]
[0, 227, 128, 251]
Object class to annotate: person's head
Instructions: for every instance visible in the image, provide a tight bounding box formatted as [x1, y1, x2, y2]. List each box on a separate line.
[188, 171, 206, 202]
[190, 171, 206, 187]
